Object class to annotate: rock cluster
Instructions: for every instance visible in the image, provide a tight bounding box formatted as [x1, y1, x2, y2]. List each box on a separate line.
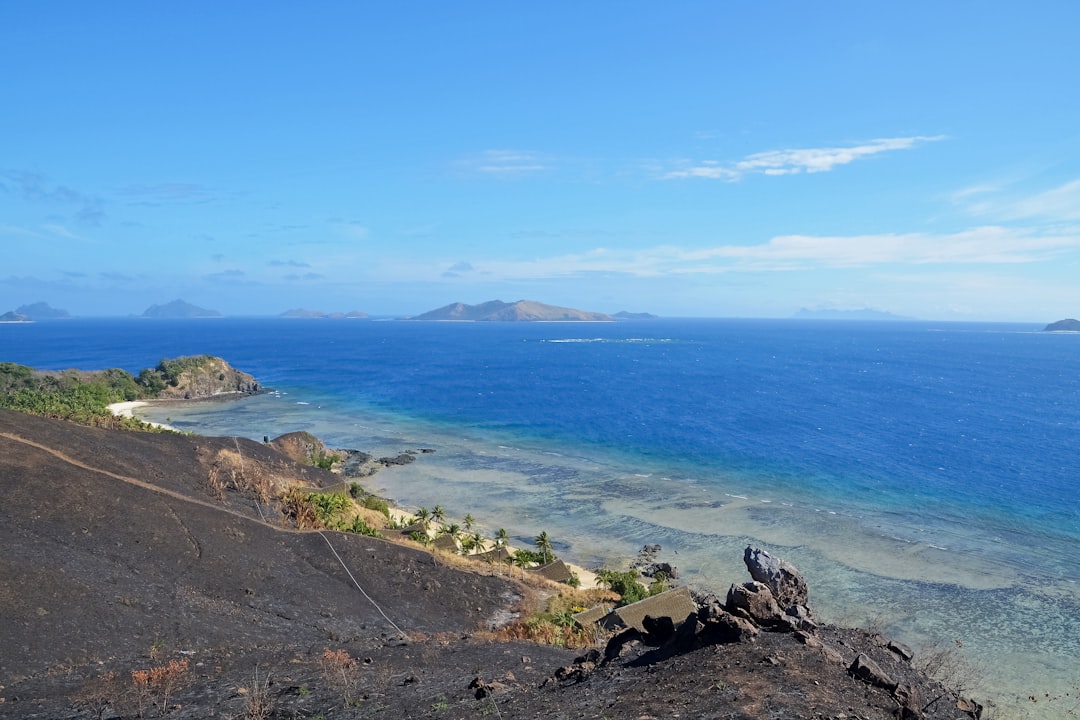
[563, 546, 984, 720]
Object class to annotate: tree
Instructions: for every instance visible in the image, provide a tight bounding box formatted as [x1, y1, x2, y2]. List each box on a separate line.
[415, 507, 431, 530]
[462, 513, 475, 532]
[431, 504, 447, 525]
[534, 531, 554, 565]
[469, 532, 486, 553]
[441, 523, 461, 540]
[494, 528, 509, 547]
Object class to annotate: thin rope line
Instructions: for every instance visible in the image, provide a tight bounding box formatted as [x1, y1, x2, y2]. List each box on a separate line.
[233, 437, 266, 522]
[318, 532, 406, 639]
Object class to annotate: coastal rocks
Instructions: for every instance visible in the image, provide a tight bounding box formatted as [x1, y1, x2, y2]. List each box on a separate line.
[727, 581, 786, 627]
[632, 544, 680, 581]
[270, 431, 334, 467]
[743, 546, 809, 611]
[850, 652, 897, 690]
[152, 355, 260, 399]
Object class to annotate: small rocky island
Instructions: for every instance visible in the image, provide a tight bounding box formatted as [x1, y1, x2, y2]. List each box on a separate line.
[1043, 318, 1080, 331]
[141, 299, 222, 318]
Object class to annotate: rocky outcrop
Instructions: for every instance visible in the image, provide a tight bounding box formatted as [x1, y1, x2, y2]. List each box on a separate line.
[744, 545, 809, 611]
[153, 356, 260, 399]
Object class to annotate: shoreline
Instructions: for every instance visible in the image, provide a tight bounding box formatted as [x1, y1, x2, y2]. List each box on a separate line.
[128, 392, 1080, 717]
[120, 398, 604, 590]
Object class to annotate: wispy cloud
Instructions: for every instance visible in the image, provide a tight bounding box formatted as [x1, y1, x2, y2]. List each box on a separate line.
[953, 177, 1080, 223]
[3, 169, 104, 225]
[462, 150, 547, 178]
[664, 136, 945, 181]
[119, 182, 216, 205]
[1001, 179, 1080, 222]
[405, 226, 1080, 282]
[270, 259, 311, 268]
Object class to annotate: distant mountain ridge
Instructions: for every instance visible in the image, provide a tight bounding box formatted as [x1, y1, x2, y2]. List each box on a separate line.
[16, 301, 71, 320]
[793, 308, 916, 321]
[279, 308, 369, 319]
[141, 299, 222, 318]
[412, 299, 614, 322]
[614, 310, 659, 320]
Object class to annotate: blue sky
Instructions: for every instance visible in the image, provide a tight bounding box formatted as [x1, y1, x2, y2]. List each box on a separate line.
[3, 2, 1079, 320]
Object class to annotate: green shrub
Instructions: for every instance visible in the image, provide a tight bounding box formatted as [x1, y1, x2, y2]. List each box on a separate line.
[595, 568, 648, 606]
[345, 517, 381, 537]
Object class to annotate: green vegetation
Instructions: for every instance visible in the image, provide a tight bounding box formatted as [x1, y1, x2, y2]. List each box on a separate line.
[534, 530, 554, 564]
[595, 568, 650, 606]
[349, 484, 392, 519]
[281, 488, 382, 537]
[0, 355, 237, 430]
[0, 362, 157, 429]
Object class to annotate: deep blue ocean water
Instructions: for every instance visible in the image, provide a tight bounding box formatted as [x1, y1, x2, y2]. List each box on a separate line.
[3, 317, 1078, 714]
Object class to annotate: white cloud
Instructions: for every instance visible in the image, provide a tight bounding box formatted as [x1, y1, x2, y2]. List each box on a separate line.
[1002, 179, 1080, 221]
[665, 136, 944, 181]
[381, 226, 1080, 282]
[463, 150, 547, 177]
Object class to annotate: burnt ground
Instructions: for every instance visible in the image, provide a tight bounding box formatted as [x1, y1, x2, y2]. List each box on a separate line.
[0, 409, 987, 719]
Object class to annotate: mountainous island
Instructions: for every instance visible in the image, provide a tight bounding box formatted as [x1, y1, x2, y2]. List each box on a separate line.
[1043, 318, 1080, 331]
[141, 299, 222, 318]
[613, 310, 659, 320]
[279, 308, 370, 319]
[412, 299, 614, 322]
[0, 302, 73, 322]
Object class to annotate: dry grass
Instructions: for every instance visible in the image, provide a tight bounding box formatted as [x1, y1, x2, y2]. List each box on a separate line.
[130, 657, 192, 716]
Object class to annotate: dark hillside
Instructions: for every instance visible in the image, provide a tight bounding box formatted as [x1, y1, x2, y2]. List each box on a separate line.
[0, 409, 988, 719]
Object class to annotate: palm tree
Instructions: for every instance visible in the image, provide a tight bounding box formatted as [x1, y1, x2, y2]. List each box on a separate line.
[534, 531, 554, 565]
[441, 522, 462, 540]
[469, 532, 486, 554]
[463, 513, 475, 532]
[415, 507, 431, 530]
[431, 504, 447, 525]
[494, 528, 509, 547]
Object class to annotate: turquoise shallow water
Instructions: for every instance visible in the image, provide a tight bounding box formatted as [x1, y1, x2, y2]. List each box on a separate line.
[3, 317, 1079, 716]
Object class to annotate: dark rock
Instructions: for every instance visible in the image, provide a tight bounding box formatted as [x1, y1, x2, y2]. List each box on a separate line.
[895, 683, 924, 719]
[604, 628, 642, 662]
[956, 696, 984, 718]
[888, 640, 914, 662]
[849, 652, 897, 690]
[641, 614, 676, 645]
[727, 581, 785, 627]
[743, 546, 809, 611]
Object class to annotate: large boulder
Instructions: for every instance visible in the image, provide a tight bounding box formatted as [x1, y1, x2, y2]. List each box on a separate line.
[743, 546, 809, 611]
[726, 581, 785, 627]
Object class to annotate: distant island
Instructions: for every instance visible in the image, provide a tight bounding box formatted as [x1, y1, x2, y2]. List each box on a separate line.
[793, 308, 917, 321]
[0, 300, 71, 322]
[16, 301, 71, 320]
[614, 310, 659, 320]
[141, 299, 222, 318]
[412, 299, 614, 322]
[279, 308, 370, 319]
[1043, 318, 1080, 332]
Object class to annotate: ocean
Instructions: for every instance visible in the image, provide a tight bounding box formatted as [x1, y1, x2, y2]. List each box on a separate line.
[3, 317, 1078, 716]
